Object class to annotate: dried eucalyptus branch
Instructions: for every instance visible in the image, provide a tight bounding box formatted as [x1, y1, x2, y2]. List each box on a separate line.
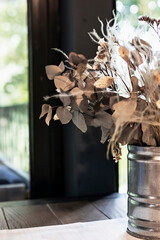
[40, 14, 160, 161]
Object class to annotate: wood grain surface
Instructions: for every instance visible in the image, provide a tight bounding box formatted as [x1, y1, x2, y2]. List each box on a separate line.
[92, 196, 127, 219]
[0, 209, 8, 229]
[3, 204, 61, 229]
[0, 194, 127, 230]
[49, 201, 108, 224]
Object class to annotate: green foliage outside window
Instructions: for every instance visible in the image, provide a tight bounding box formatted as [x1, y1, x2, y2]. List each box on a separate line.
[117, 0, 160, 27]
[0, 0, 28, 106]
[0, 0, 29, 173]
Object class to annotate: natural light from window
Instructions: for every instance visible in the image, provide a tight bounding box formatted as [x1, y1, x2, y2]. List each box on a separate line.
[117, 0, 160, 193]
[0, 0, 29, 173]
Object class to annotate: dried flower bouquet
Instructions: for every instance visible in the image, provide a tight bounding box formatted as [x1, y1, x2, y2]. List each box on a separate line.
[40, 14, 160, 161]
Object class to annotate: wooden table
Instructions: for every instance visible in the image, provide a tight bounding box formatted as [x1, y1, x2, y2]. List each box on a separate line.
[0, 193, 127, 230]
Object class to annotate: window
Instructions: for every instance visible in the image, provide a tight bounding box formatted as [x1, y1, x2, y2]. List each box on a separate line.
[117, 0, 160, 26]
[0, 0, 29, 173]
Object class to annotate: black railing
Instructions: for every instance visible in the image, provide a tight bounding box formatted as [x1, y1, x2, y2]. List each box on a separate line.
[0, 104, 29, 173]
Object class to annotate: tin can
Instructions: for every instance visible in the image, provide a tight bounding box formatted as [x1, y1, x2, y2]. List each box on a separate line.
[127, 145, 160, 239]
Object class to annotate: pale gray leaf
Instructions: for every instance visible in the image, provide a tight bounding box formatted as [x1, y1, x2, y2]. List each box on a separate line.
[79, 99, 88, 112]
[69, 52, 87, 66]
[45, 65, 63, 80]
[100, 126, 110, 144]
[91, 111, 113, 129]
[54, 76, 75, 91]
[112, 98, 137, 124]
[59, 94, 71, 107]
[70, 87, 84, 107]
[39, 104, 50, 119]
[77, 62, 87, 75]
[94, 76, 114, 89]
[72, 111, 87, 133]
[59, 61, 65, 72]
[45, 106, 52, 126]
[56, 106, 72, 124]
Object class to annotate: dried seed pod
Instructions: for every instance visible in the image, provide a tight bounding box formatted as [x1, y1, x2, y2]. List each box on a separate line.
[132, 37, 151, 49]
[139, 15, 150, 22]
[131, 50, 143, 66]
[119, 46, 129, 62]
[139, 16, 157, 25]
[131, 37, 152, 61]
[138, 16, 160, 39]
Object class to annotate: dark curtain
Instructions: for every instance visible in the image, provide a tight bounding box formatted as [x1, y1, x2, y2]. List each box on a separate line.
[28, 0, 118, 199]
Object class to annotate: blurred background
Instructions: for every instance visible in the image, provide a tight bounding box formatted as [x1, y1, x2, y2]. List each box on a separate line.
[0, 0, 29, 171]
[0, 0, 29, 201]
[0, 0, 159, 201]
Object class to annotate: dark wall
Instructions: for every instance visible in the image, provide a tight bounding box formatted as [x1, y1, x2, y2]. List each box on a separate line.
[60, 0, 117, 197]
[60, 0, 115, 57]
[28, 0, 117, 199]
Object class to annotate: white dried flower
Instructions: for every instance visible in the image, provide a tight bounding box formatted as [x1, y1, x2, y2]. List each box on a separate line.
[53, 114, 59, 121]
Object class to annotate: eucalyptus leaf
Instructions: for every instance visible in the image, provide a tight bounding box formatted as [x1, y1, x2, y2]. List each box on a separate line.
[100, 126, 110, 144]
[70, 87, 84, 106]
[59, 93, 71, 107]
[91, 111, 113, 129]
[72, 111, 87, 133]
[54, 76, 75, 91]
[77, 62, 87, 75]
[56, 107, 72, 124]
[39, 104, 50, 119]
[112, 98, 137, 124]
[79, 99, 88, 112]
[59, 61, 65, 72]
[69, 52, 87, 66]
[94, 76, 114, 89]
[45, 64, 63, 80]
[45, 106, 52, 126]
